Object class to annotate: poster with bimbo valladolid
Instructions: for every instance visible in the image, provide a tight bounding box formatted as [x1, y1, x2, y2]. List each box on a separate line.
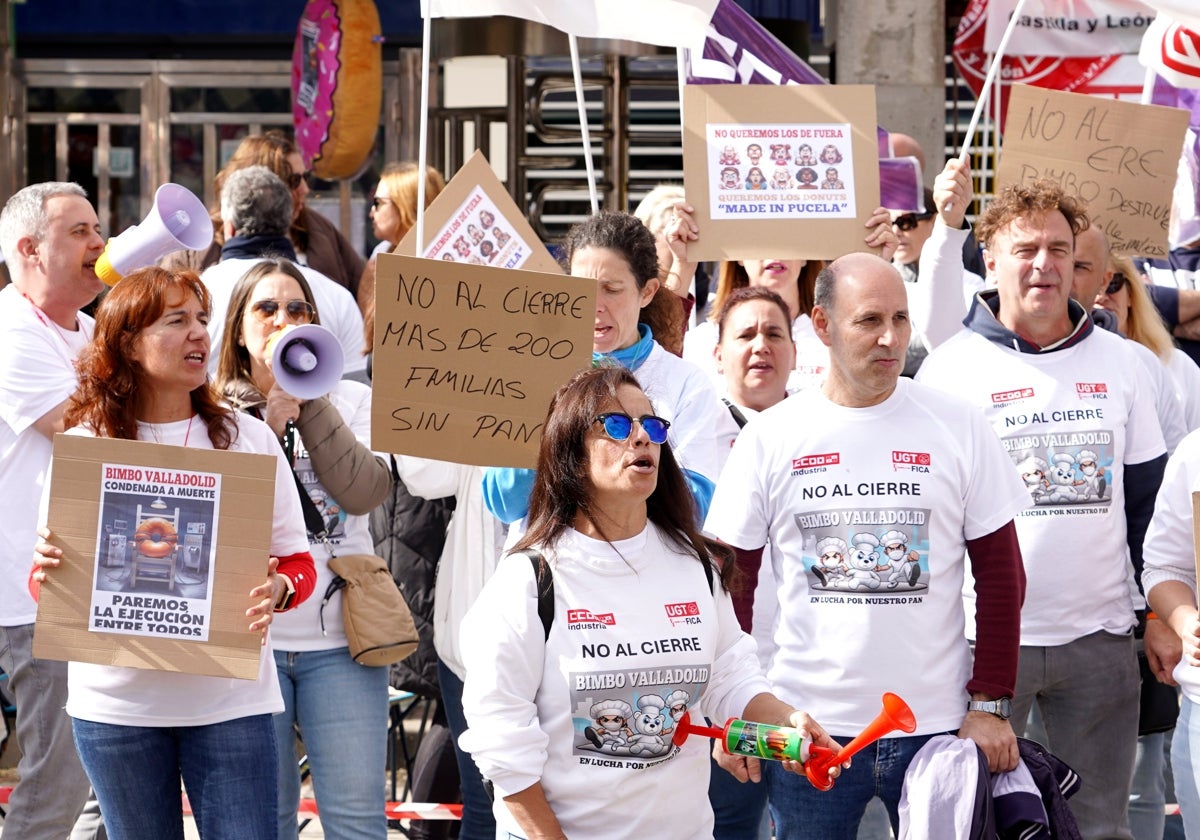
[34, 434, 277, 680]
[682, 83, 881, 262]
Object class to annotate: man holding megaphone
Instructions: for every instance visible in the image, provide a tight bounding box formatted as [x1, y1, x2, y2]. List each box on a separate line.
[212, 258, 394, 839]
[0, 182, 105, 839]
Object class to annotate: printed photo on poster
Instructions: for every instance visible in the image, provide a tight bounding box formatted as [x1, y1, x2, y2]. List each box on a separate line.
[706, 123, 857, 221]
[89, 463, 220, 642]
[793, 506, 931, 602]
[423, 187, 533, 270]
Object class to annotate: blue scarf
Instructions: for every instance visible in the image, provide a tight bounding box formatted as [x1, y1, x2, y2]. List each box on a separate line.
[594, 323, 654, 371]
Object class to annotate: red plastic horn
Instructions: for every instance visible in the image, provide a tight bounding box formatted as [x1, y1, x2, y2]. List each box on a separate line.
[803, 692, 916, 791]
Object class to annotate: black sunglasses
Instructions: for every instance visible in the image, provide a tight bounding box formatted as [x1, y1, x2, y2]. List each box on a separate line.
[285, 171, 315, 191]
[250, 299, 315, 324]
[593, 413, 671, 445]
[1104, 273, 1129, 296]
[892, 212, 934, 232]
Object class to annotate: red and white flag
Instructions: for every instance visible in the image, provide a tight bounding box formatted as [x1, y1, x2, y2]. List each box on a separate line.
[424, 0, 719, 48]
[1140, 15, 1200, 89]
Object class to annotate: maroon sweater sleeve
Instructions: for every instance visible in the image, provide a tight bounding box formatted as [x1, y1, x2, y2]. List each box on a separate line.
[730, 545, 765, 634]
[965, 521, 1025, 698]
[276, 551, 317, 609]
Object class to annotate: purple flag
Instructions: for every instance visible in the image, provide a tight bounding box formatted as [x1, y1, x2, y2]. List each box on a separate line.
[1151, 76, 1200, 248]
[684, 0, 922, 209]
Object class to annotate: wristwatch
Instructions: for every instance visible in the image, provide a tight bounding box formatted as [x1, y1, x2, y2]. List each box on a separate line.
[967, 697, 1012, 720]
[274, 574, 297, 613]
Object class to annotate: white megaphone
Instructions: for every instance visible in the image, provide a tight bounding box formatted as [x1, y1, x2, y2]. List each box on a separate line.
[266, 323, 344, 400]
[95, 183, 213, 286]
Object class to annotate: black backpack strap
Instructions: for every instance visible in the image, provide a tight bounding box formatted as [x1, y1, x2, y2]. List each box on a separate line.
[721, 398, 750, 429]
[517, 549, 554, 642]
[702, 556, 714, 594]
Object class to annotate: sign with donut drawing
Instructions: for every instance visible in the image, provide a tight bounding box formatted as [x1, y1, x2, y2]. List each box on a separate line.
[34, 435, 277, 679]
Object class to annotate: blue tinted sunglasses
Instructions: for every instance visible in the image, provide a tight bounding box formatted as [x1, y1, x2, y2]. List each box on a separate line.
[593, 413, 671, 444]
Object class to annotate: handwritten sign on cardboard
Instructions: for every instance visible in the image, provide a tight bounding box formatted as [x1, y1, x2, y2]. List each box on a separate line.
[682, 83, 880, 261]
[35, 435, 276, 680]
[371, 254, 595, 468]
[996, 85, 1189, 257]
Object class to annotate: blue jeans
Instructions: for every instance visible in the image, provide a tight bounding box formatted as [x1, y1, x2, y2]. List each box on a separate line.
[274, 647, 388, 840]
[438, 656, 497, 840]
[764, 733, 937, 840]
[709, 748, 770, 840]
[72, 714, 277, 840]
[1171, 697, 1200, 839]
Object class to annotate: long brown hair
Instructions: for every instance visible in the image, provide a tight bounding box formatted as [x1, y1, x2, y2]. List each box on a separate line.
[65, 267, 236, 449]
[708, 260, 823, 326]
[513, 366, 734, 590]
[212, 259, 321, 396]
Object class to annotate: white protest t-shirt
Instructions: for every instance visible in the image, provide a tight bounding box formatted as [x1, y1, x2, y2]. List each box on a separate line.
[704, 378, 1029, 736]
[60, 413, 310, 727]
[0, 286, 93, 625]
[459, 524, 768, 839]
[271, 379, 380, 652]
[917, 327, 1166, 645]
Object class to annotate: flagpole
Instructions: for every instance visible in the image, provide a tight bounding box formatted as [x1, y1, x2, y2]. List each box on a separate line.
[1141, 65, 1156, 105]
[957, 0, 1031, 163]
[676, 47, 687, 135]
[568, 34, 601, 215]
[416, 11, 433, 253]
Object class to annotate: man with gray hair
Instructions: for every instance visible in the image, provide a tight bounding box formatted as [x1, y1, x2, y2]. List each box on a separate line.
[200, 165, 365, 372]
[705, 252, 1028, 838]
[0, 182, 103, 838]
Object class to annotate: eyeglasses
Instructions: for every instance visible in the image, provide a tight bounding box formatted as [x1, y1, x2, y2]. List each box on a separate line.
[371, 196, 393, 210]
[249, 299, 315, 324]
[1104, 273, 1129, 296]
[891, 212, 934, 232]
[593, 412, 671, 444]
[285, 171, 314, 191]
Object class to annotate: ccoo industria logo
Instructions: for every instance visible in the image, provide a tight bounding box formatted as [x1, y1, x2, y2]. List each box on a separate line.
[567, 609, 615, 630]
[791, 452, 839, 476]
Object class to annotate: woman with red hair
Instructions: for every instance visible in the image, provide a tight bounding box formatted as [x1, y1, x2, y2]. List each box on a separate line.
[33, 266, 315, 840]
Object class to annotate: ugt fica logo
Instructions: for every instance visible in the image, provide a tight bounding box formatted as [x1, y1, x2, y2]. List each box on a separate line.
[892, 451, 931, 473]
[665, 602, 701, 626]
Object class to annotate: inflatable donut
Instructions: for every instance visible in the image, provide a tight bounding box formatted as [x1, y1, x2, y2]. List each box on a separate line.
[134, 518, 178, 559]
[292, 0, 383, 180]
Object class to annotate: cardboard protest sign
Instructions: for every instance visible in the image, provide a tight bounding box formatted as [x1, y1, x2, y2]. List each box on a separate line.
[397, 149, 561, 274]
[682, 83, 880, 261]
[996, 85, 1190, 257]
[371, 254, 595, 467]
[35, 435, 276, 680]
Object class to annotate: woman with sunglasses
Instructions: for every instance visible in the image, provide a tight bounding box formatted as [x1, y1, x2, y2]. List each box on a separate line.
[358, 163, 445, 349]
[1096, 256, 1200, 432]
[213, 258, 394, 840]
[32, 266, 316, 839]
[460, 365, 841, 840]
[162, 130, 365, 298]
[483, 211, 734, 526]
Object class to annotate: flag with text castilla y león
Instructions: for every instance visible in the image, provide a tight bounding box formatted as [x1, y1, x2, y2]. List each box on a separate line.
[952, 0, 1152, 132]
[683, 0, 922, 210]
[422, 0, 718, 49]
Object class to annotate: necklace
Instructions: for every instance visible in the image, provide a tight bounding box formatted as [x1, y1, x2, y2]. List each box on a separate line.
[19, 290, 83, 362]
[145, 414, 195, 447]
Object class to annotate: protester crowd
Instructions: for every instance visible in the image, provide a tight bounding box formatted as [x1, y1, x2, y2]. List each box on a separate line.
[3, 122, 1200, 840]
